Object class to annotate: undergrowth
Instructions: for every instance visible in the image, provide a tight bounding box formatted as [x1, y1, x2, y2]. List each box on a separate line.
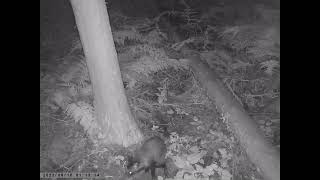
[41, 2, 279, 180]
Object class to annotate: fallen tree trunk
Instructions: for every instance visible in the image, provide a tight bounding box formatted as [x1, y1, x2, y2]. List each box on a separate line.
[180, 54, 280, 180]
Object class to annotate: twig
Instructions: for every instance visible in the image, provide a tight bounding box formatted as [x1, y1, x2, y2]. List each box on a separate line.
[151, 102, 204, 106]
[40, 113, 70, 123]
[224, 80, 244, 107]
[245, 92, 279, 98]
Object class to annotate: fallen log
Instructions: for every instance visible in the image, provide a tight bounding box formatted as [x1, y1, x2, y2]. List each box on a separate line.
[180, 54, 280, 180]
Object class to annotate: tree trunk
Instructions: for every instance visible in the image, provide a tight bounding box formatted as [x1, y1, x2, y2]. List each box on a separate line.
[180, 54, 280, 180]
[69, 0, 143, 147]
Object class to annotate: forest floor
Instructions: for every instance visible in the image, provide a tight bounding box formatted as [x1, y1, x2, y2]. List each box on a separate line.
[40, 3, 279, 180]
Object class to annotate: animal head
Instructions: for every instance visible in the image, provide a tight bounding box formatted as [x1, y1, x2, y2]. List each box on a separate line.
[125, 155, 139, 175]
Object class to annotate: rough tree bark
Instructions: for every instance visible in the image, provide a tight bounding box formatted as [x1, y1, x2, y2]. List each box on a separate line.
[180, 54, 280, 180]
[69, 0, 143, 147]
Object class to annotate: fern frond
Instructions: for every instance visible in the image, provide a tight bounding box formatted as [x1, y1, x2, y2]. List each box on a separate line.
[69, 39, 83, 54]
[128, 44, 187, 75]
[219, 24, 280, 63]
[247, 26, 280, 60]
[50, 52, 93, 107]
[220, 25, 259, 52]
[141, 29, 166, 45]
[66, 101, 98, 136]
[171, 37, 196, 51]
[51, 91, 72, 109]
[58, 56, 90, 89]
[260, 60, 279, 75]
[219, 26, 242, 39]
[113, 29, 143, 46]
[181, 6, 199, 24]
